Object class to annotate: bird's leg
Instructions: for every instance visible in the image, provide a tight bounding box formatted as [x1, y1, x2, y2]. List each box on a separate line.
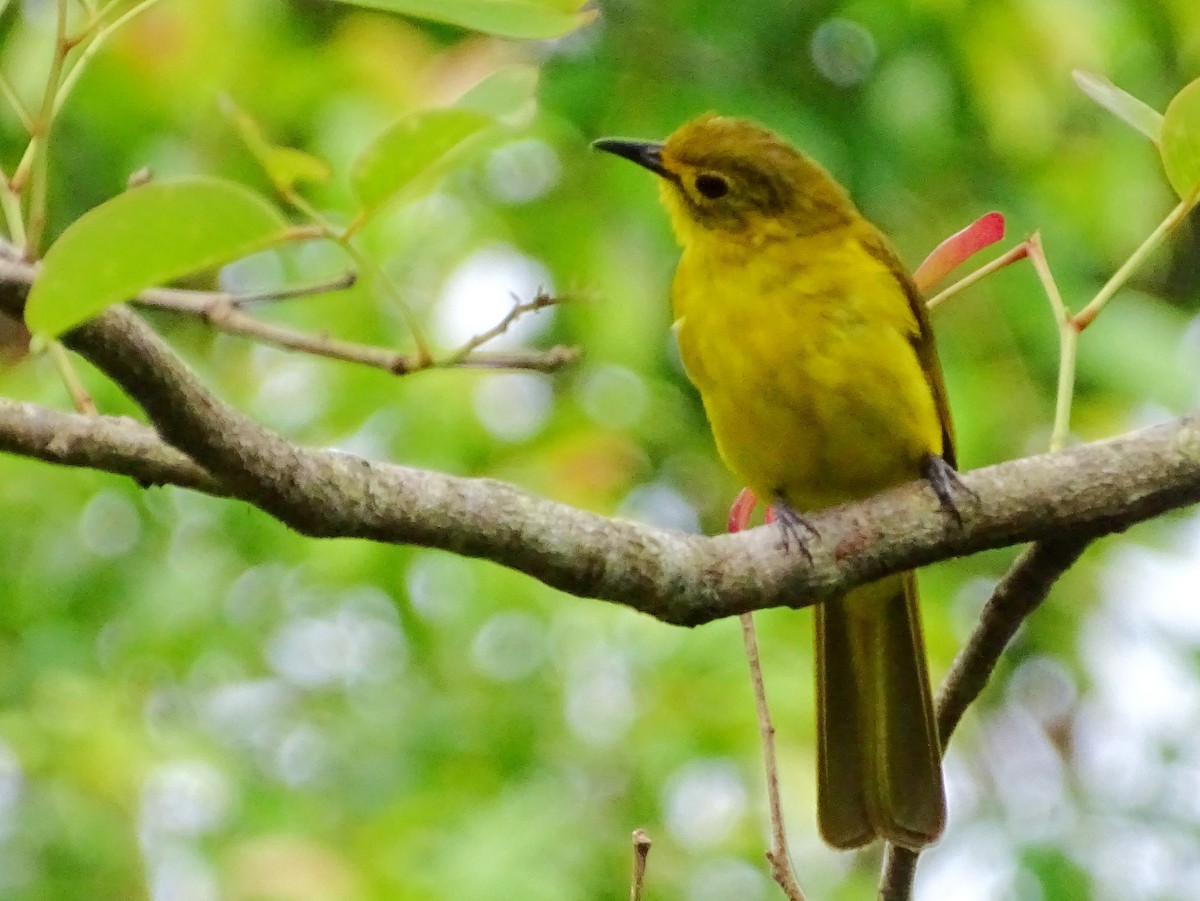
[921, 452, 975, 525]
[769, 493, 820, 561]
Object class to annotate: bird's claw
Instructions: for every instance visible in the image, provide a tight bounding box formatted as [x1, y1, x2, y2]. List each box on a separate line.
[922, 452, 975, 526]
[770, 496, 820, 562]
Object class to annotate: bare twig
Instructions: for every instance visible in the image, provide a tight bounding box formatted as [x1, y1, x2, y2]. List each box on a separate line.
[441, 290, 563, 365]
[136, 284, 575, 375]
[629, 829, 651, 901]
[442, 345, 580, 371]
[0, 253, 578, 376]
[225, 271, 356, 307]
[741, 613, 808, 901]
[878, 536, 1092, 900]
[729, 489, 808, 901]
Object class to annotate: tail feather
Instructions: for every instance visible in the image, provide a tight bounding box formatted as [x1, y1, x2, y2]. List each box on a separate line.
[815, 572, 945, 850]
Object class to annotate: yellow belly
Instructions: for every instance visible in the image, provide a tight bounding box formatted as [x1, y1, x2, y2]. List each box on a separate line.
[672, 227, 943, 512]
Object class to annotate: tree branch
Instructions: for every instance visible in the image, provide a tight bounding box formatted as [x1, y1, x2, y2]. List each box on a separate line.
[0, 398, 222, 495]
[2, 267, 1198, 626]
[0, 365, 1196, 627]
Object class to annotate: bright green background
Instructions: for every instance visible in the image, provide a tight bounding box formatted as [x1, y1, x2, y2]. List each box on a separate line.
[2, 1, 1200, 899]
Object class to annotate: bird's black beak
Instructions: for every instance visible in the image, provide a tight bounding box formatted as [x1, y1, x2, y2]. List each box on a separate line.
[592, 138, 670, 179]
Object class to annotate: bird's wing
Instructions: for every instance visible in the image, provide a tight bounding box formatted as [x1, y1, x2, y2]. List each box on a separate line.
[858, 227, 957, 469]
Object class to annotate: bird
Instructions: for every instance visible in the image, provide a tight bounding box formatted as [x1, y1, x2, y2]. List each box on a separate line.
[594, 113, 958, 850]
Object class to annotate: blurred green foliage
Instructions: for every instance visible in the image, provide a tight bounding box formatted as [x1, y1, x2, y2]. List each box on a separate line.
[2, 1, 1200, 899]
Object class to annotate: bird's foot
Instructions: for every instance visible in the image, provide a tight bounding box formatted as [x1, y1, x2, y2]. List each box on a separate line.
[922, 452, 976, 525]
[768, 495, 820, 562]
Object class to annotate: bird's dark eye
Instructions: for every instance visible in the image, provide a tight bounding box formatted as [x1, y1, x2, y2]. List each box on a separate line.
[694, 173, 730, 199]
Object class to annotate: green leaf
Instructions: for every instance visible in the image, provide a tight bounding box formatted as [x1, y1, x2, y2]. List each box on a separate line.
[1073, 70, 1163, 144]
[456, 65, 539, 121]
[327, 0, 596, 40]
[224, 97, 331, 191]
[1161, 77, 1200, 198]
[26, 178, 289, 337]
[351, 108, 493, 219]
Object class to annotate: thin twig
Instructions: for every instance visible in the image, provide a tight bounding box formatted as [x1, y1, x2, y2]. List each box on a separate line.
[924, 242, 1031, 311]
[629, 829, 651, 901]
[228, 271, 356, 307]
[441, 290, 562, 365]
[0, 247, 577, 376]
[441, 346, 579, 371]
[741, 613, 809, 901]
[134, 285, 575, 375]
[1023, 186, 1200, 452]
[729, 491, 808, 901]
[878, 536, 1092, 900]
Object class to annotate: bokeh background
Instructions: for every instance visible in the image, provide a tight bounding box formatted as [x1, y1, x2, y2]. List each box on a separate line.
[2, 0, 1200, 898]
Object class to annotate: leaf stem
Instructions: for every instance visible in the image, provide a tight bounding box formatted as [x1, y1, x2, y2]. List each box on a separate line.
[48, 340, 96, 414]
[1071, 184, 1200, 330]
[54, 0, 170, 118]
[280, 185, 434, 365]
[1, 186, 26, 249]
[924, 242, 1030, 311]
[0, 70, 33, 133]
[1025, 234, 1076, 452]
[23, 0, 73, 257]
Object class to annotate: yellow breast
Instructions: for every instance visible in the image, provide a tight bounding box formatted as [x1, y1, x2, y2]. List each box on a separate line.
[671, 224, 944, 512]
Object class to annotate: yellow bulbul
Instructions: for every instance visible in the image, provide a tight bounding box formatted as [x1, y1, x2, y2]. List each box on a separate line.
[595, 114, 956, 850]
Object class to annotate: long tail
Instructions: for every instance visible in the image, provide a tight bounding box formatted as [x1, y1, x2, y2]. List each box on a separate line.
[814, 572, 945, 850]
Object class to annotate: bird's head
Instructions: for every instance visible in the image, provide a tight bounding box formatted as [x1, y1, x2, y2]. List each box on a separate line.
[594, 113, 855, 245]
